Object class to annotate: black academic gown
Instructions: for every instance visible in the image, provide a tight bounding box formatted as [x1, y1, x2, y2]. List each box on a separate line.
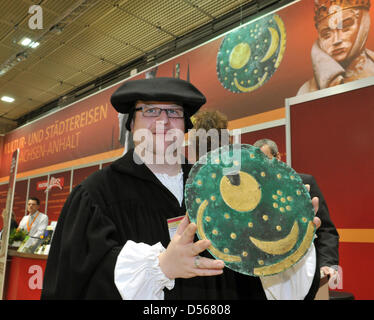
[41, 150, 319, 300]
[299, 174, 339, 268]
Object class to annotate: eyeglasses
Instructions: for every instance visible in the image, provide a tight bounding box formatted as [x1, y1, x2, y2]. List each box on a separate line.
[134, 105, 184, 118]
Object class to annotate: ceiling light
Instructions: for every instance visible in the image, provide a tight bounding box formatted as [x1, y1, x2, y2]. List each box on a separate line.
[20, 37, 32, 46]
[30, 41, 40, 48]
[1, 96, 15, 103]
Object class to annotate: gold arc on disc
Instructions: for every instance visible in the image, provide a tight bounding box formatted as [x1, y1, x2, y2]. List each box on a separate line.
[249, 220, 299, 255]
[234, 72, 268, 92]
[273, 14, 286, 68]
[260, 27, 279, 63]
[229, 42, 251, 69]
[220, 171, 261, 212]
[196, 199, 241, 263]
[253, 221, 315, 276]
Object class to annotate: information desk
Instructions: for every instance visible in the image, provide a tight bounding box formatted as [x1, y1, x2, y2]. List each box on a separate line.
[5, 249, 47, 300]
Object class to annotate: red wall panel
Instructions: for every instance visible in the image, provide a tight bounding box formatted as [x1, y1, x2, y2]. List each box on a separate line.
[13, 180, 28, 224]
[290, 85, 374, 229]
[72, 165, 100, 190]
[46, 171, 72, 222]
[333, 243, 374, 300]
[289, 84, 374, 299]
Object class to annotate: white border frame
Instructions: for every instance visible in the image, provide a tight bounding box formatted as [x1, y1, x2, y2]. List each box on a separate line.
[237, 119, 286, 135]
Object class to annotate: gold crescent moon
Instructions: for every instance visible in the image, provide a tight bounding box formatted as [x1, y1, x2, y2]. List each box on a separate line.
[196, 199, 241, 263]
[249, 221, 299, 255]
[260, 27, 279, 63]
[253, 221, 315, 276]
[234, 72, 268, 92]
[273, 14, 286, 68]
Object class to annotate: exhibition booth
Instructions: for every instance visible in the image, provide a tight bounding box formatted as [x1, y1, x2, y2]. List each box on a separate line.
[0, 0, 373, 299]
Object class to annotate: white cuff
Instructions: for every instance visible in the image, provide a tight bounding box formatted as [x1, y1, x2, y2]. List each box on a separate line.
[260, 243, 316, 300]
[114, 240, 175, 300]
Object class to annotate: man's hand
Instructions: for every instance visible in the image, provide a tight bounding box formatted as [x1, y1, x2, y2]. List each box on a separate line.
[321, 266, 337, 278]
[305, 184, 321, 229]
[158, 215, 224, 280]
[321, 266, 340, 289]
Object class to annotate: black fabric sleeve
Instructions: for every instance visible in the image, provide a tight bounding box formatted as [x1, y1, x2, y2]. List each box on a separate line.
[41, 185, 122, 299]
[308, 175, 340, 268]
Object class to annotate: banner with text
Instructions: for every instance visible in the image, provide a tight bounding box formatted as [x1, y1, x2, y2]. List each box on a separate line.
[2, 0, 374, 177]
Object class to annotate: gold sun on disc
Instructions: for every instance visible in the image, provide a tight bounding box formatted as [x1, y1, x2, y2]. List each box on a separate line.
[220, 171, 261, 212]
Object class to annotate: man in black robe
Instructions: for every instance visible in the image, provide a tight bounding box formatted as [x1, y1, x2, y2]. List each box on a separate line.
[41, 78, 321, 299]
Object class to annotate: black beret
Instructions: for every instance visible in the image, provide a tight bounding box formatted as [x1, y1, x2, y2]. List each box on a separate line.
[110, 77, 206, 131]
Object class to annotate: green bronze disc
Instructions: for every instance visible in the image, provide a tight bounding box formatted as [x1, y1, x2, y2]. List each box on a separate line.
[185, 144, 315, 276]
[216, 13, 286, 93]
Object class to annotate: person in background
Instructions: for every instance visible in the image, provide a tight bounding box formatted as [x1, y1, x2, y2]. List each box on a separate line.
[253, 138, 339, 280]
[18, 197, 48, 239]
[188, 109, 230, 162]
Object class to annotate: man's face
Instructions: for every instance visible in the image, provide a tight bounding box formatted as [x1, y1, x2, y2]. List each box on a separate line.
[131, 101, 185, 160]
[27, 200, 39, 215]
[260, 145, 275, 159]
[317, 9, 361, 63]
[259, 144, 281, 161]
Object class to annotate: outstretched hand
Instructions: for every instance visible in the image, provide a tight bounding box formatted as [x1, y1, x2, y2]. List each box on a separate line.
[158, 215, 224, 280]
